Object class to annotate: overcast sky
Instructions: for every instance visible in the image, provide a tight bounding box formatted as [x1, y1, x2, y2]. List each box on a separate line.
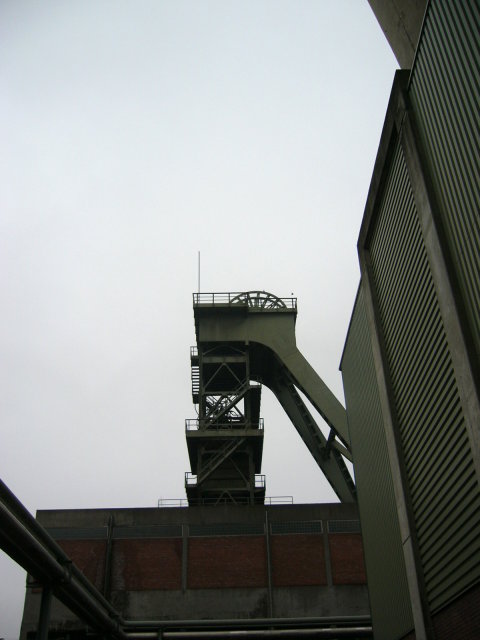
[0, 2, 397, 637]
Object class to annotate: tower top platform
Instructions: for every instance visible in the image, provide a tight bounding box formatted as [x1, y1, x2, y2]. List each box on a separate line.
[193, 291, 297, 311]
[193, 291, 297, 343]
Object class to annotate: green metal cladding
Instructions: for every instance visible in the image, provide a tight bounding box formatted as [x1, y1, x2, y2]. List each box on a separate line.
[409, 0, 480, 370]
[343, 1, 480, 636]
[368, 137, 480, 612]
[341, 286, 413, 639]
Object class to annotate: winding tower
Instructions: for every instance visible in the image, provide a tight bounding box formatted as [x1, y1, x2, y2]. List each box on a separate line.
[185, 291, 356, 506]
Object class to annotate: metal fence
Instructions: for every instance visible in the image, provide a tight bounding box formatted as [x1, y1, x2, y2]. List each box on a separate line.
[185, 418, 264, 432]
[184, 472, 265, 489]
[157, 495, 293, 507]
[193, 292, 297, 309]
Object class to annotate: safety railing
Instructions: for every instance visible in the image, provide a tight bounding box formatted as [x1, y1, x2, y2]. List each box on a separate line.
[185, 418, 264, 432]
[255, 474, 266, 489]
[264, 496, 293, 505]
[158, 495, 293, 507]
[157, 498, 189, 507]
[184, 472, 265, 490]
[193, 292, 297, 310]
[185, 472, 198, 487]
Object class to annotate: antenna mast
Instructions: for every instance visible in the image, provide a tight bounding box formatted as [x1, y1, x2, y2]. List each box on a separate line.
[197, 251, 201, 293]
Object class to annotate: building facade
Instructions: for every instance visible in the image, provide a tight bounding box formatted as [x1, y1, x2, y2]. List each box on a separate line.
[341, 1, 480, 638]
[20, 503, 369, 639]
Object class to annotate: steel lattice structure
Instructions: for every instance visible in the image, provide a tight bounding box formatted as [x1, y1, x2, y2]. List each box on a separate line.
[185, 291, 355, 505]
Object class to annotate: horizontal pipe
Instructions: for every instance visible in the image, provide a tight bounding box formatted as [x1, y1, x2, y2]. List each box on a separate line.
[0, 502, 67, 583]
[126, 627, 373, 639]
[53, 580, 127, 640]
[0, 492, 128, 640]
[0, 478, 122, 622]
[123, 616, 371, 630]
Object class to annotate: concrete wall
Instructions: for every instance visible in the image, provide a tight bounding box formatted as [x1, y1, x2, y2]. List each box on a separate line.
[367, 0, 427, 68]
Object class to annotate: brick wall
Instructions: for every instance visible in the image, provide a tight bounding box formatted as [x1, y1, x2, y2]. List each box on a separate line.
[112, 539, 182, 590]
[398, 582, 480, 640]
[59, 531, 368, 591]
[57, 540, 106, 590]
[271, 534, 327, 586]
[328, 533, 366, 585]
[432, 582, 480, 640]
[188, 536, 267, 588]
[23, 508, 370, 635]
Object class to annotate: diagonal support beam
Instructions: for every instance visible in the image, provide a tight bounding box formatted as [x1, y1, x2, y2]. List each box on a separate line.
[197, 438, 246, 484]
[270, 372, 356, 503]
[204, 381, 251, 424]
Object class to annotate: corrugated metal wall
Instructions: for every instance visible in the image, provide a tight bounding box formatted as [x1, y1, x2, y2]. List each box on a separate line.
[408, 0, 480, 367]
[343, 1, 480, 635]
[341, 286, 413, 640]
[368, 139, 480, 612]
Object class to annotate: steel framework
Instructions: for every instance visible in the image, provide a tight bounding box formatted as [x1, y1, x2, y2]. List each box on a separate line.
[2, 479, 373, 639]
[185, 339, 266, 505]
[185, 291, 356, 504]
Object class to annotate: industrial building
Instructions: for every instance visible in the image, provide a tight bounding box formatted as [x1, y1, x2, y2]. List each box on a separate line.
[2, 0, 479, 638]
[341, 1, 480, 638]
[17, 291, 370, 638]
[18, 503, 368, 634]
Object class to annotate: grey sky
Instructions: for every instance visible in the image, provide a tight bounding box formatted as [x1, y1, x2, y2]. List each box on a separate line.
[0, 2, 397, 637]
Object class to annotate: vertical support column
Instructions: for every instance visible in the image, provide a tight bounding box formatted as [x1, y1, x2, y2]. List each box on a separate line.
[182, 524, 188, 593]
[322, 520, 333, 588]
[245, 346, 251, 427]
[264, 510, 274, 617]
[103, 515, 114, 600]
[249, 452, 255, 505]
[36, 585, 52, 640]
